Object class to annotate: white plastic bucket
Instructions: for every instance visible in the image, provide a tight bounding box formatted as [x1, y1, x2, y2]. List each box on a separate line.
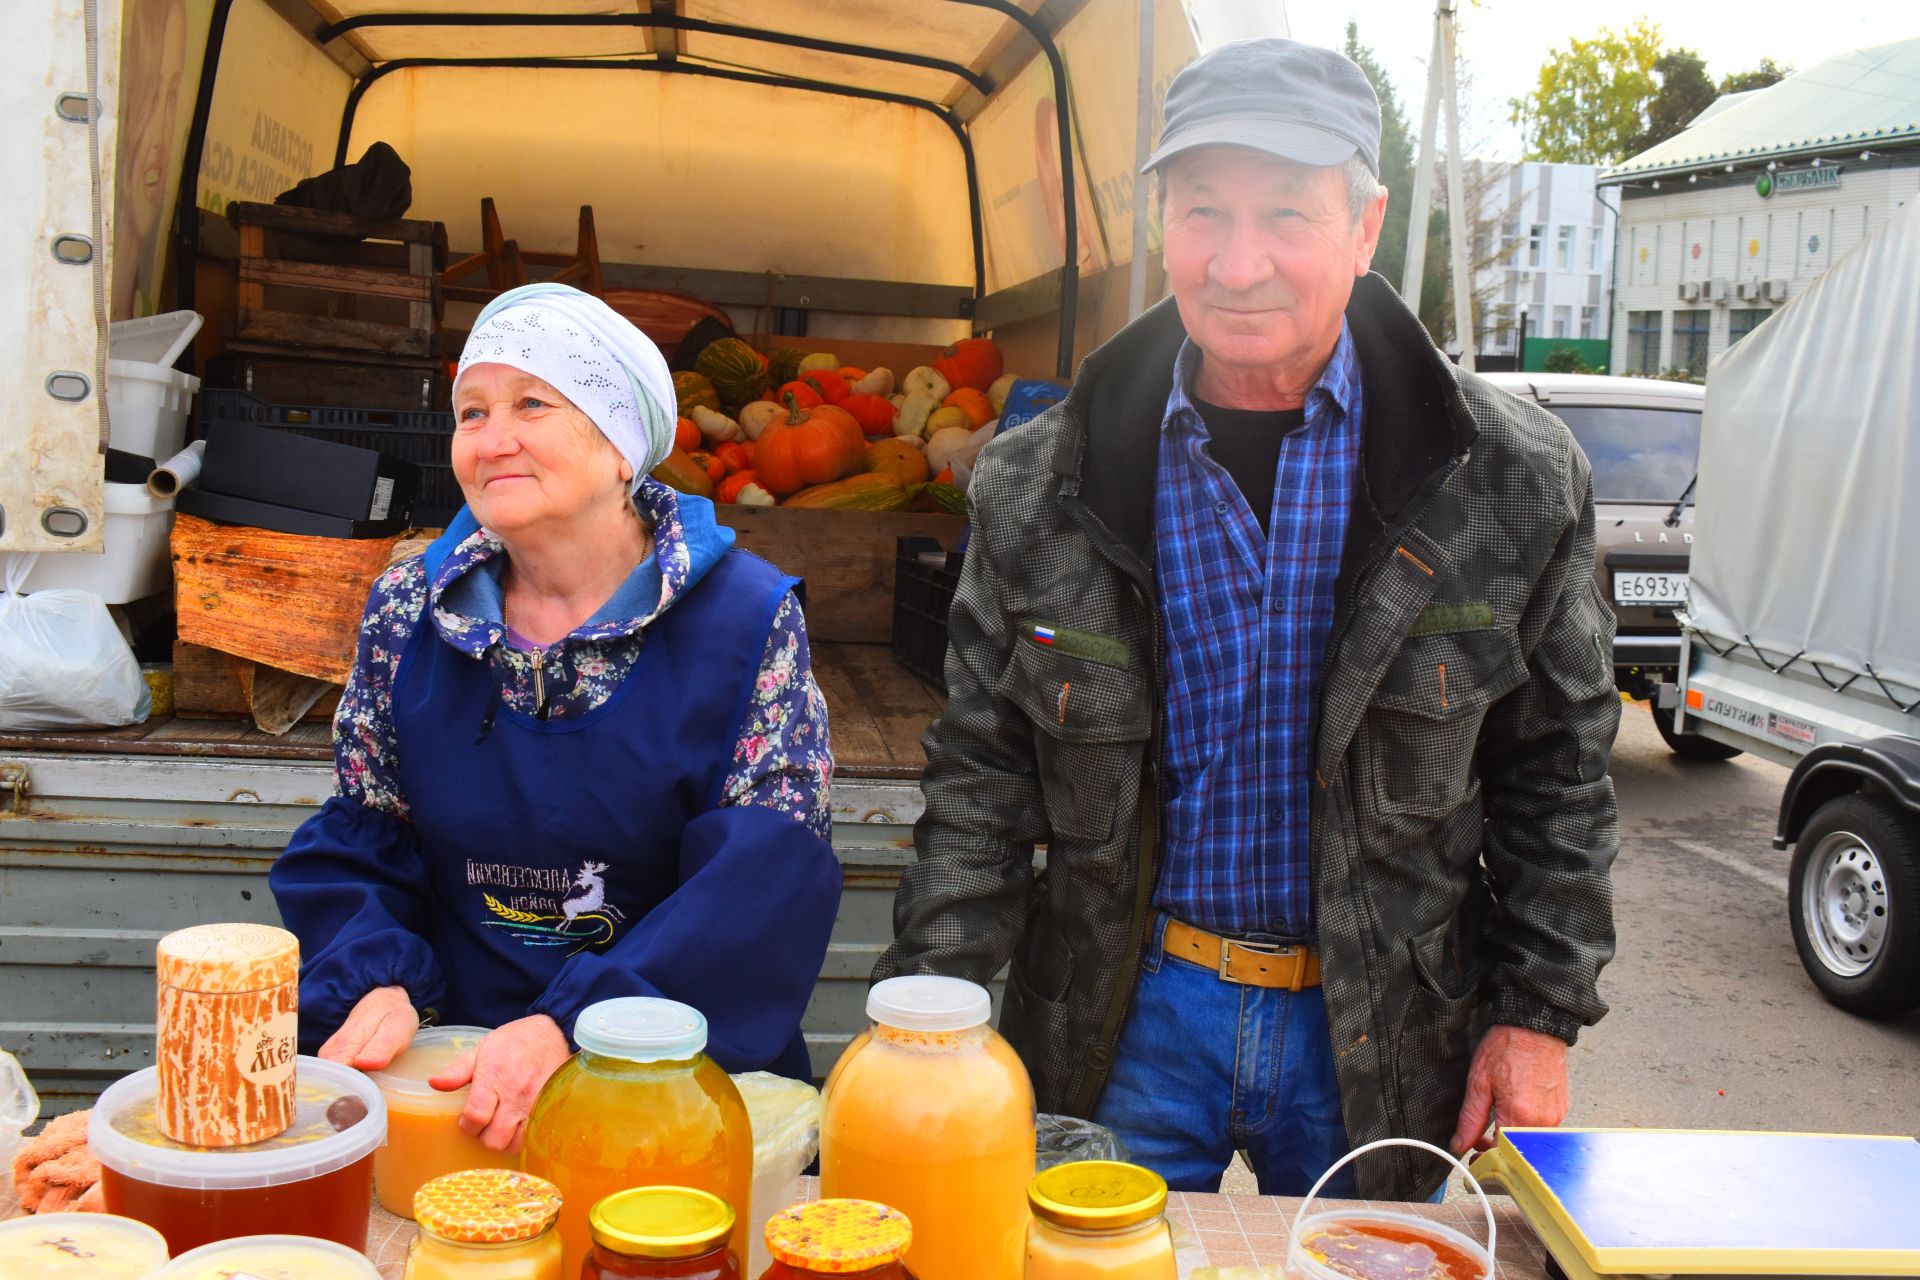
[106, 311, 203, 460]
[9, 482, 175, 603]
[1287, 1138, 1496, 1280]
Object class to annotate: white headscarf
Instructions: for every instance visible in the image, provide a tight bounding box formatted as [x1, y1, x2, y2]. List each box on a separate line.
[454, 283, 677, 490]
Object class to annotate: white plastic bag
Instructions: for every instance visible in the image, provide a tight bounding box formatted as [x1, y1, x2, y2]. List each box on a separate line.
[0, 556, 151, 730]
[945, 419, 999, 493]
[0, 1049, 40, 1218]
[732, 1071, 822, 1277]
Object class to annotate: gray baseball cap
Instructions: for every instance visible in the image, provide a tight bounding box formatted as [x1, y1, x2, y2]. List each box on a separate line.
[1144, 38, 1382, 178]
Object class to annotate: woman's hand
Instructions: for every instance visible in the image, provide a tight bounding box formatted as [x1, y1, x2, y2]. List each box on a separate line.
[429, 1014, 570, 1153]
[318, 986, 419, 1071]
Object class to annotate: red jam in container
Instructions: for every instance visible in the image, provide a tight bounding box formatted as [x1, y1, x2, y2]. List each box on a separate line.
[89, 1055, 386, 1256]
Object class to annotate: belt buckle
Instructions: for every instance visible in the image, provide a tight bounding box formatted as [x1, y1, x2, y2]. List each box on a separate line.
[1220, 937, 1297, 982]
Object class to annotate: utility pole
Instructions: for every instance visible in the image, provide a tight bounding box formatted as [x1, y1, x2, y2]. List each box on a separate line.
[1400, 0, 1477, 370]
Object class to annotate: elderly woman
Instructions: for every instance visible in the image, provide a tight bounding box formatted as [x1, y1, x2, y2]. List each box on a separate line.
[270, 283, 840, 1150]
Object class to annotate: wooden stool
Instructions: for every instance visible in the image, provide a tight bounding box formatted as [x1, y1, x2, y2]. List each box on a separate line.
[440, 198, 602, 304]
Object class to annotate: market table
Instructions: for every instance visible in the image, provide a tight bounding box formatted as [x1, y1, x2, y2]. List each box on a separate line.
[362, 1180, 1549, 1278]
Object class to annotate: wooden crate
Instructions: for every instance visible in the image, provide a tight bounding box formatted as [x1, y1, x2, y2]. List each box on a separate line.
[228, 202, 446, 359]
[171, 641, 340, 725]
[714, 506, 967, 644]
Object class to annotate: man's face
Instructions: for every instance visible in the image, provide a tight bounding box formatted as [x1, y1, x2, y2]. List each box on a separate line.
[1160, 147, 1384, 375]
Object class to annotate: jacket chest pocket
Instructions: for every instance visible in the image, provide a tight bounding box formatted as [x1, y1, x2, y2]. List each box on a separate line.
[999, 638, 1150, 842]
[1361, 627, 1526, 818]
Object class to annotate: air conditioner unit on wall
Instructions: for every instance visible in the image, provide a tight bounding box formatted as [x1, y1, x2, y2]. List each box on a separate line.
[1677, 281, 1701, 302]
[1706, 279, 1733, 304]
[1766, 279, 1791, 303]
[1735, 280, 1764, 303]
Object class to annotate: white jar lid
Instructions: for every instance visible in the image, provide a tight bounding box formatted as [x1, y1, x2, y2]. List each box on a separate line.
[574, 997, 708, 1062]
[0, 1213, 169, 1279]
[867, 975, 992, 1032]
[155, 1234, 379, 1280]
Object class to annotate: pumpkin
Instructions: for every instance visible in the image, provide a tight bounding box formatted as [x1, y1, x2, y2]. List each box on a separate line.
[865, 437, 930, 487]
[674, 416, 701, 452]
[800, 369, 851, 404]
[988, 373, 1019, 414]
[652, 447, 715, 498]
[941, 386, 995, 429]
[914, 480, 969, 515]
[933, 337, 1003, 392]
[933, 466, 955, 484]
[776, 379, 824, 410]
[754, 394, 867, 497]
[673, 370, 721, 417]
[840, 393, 898, 437]
[797, 351, 842, 374]
[924, 406, 972, 437]
[688, 450, 728, 485]
[694, 338, 770, 408]
[783, 473, 912, 511]
[925, 425, 976, 475]
[690, 404, 741, 443]
[766, 347, 808, 387]
[903, 365, 951, 402]
[853, 367, 894, 397]
[717, 471, 775, 506]
[713, 441, 751, 475]
[739, 401, 787, 440]
[837, 366, 868, 382]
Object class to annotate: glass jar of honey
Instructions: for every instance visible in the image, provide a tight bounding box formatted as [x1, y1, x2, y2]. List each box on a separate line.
[523, 998, 752, 1278]
[371, 1025, 516, 1218]
[1024, 1161, 1176, 1280]
[585, 1185, 741, 1280]
[820, 976, 1034, 1280]
[405, 1168, 564, 1280]
[758, 1200, 915, 1279]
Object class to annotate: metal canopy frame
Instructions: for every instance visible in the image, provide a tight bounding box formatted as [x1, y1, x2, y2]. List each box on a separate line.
[175, 0, 1084, 376]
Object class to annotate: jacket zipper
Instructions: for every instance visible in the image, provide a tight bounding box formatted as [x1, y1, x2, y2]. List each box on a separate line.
[532, 649, 548, 719]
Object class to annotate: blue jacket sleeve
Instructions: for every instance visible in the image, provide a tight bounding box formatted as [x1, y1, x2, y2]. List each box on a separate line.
[528, 804, 842, 1072]
[270, 796, 449, 1052]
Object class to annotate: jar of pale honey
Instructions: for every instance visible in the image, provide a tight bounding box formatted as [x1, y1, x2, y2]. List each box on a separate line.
[405, 1168, 564, 1280]
[522, 998, 752, 1278]
[371, 1025, 516, 1217]
[585, 1185, 740, 1280]
[820, 976, 1035, 1280]
[758, 1199, 915, 1279]
[1024, 1161, 1176, 1280]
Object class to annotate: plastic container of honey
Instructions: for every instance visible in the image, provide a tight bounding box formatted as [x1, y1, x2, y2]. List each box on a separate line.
[371, 1024, 516, 1217]
[522, 998, 753, 1278]
[758, 1199, 916, 1279]
[0, 1211, 170, 1279]
[154, 1235, 380, 1280]
[90, 1055, 386, 1256]
[1025, 1161, 1176, 1279]
[820, 976, 1035, 1280]
[1287, 1139, 1495, 1280]
[585, 1185, 742, 1280]
[405, 1168, 565, 1280]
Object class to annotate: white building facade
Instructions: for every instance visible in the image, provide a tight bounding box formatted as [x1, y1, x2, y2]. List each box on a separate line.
[1600, 40, 1920, 377]
[1473, 161, 1616, 357]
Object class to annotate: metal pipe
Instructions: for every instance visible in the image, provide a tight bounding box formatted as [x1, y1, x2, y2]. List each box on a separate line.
[1127, 0, 1155, 320]
[1400, 2, 1446, 315]
[173, 0, 238, 324]
[1441, 6, 1474, 369]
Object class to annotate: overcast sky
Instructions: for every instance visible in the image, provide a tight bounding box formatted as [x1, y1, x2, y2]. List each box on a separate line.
[1184, 0, 1907, 158]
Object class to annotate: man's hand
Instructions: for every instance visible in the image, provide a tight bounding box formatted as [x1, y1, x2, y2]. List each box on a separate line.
[1450, 1024, 1570, 1154]
[318, 986, 418, 1071]
[430, 1014, 570, 1153]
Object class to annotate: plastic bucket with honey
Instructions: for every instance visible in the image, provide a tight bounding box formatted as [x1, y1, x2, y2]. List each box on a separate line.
[154, 1234, 381, 1280]
[369, 1025, 516, 1217]
[0, 1212, 170, 1279]
[1286, 1139, 1495, 1280]
[90, 1056, 387, 1257]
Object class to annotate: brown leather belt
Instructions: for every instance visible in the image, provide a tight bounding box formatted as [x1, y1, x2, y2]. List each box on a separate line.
[1164, 918, 1322, 990]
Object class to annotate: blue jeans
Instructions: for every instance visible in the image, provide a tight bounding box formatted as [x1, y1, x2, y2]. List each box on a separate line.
[1092, 914, 1358, 1197]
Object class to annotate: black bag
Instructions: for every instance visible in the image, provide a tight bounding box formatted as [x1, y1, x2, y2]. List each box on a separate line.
[276, 142, 413, 221]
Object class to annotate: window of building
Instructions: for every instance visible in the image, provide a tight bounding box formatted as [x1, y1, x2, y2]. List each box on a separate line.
[1672, 308, 1711, 376]
[1588, 226, 1606, 272]
[1627, 310, 1662, 375]
[1557, 225, 1576, 270]
[1552, 306, 1572, 338]
[1728, 308, 1769, 346]
[1580, 306, 1600, 340]
[1528, 223, 1545, 267]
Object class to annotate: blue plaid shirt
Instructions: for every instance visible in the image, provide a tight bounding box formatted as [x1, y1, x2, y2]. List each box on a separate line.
[1152, 326, 1364, 938]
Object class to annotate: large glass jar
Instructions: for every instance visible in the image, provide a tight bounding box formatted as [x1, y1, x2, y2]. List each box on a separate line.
[585, 1185, 741, 1280]
[404, 1168, 564, 1280]
[523, 999, 752, 1277]
[371, 1026, 516, 1218]
[1024, 1161, 1176, 1280]
[757, 1200, 916, 1279]
[820, 976, 1035, 1280]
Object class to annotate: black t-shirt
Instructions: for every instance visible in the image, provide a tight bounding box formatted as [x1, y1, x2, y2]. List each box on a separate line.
[1195, 397, 1307, 538]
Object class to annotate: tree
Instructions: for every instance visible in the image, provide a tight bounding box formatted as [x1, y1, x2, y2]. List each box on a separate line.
[1720, 58, 1791, 93]
[1628, 49, 1717, 157]
[1344, 21, 1417, 287]
[1509, 19, 1664, 165]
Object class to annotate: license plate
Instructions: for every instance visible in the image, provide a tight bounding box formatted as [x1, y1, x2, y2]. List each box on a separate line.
[1613, 572, 1687, 605]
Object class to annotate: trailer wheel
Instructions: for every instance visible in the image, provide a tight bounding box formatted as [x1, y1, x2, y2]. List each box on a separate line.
[1651, 704, 1742, 761]
[1788, 794, 1920, 1017]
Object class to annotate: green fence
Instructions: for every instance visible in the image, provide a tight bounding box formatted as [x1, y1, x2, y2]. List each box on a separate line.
[1522, 337, 1610, 373]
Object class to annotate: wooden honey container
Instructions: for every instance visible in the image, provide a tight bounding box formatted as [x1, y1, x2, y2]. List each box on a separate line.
[156, 922, 300, 1147]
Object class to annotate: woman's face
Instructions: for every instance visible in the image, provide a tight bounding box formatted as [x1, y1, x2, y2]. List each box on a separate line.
[452, 364, 631, 537]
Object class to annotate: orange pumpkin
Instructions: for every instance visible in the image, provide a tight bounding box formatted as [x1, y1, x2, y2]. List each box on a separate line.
[754, 395, 868, 497]
[837, 366, 868, 382]
[776, 379, 824, 410]
[800, 369, 851, 404]
[840, 393, 898, 437]
[688, 449, 728, 485]
[865, 437, 930, 486]
[674, 416, 701, 452]
[932, 337, 1004, 392]
[933, 466, 955, 485]
[942, 386, 995, 429]
[713, 441, 751, 475]
[717, 470, 768, 504]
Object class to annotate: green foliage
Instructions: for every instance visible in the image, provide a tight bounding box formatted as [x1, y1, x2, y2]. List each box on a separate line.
[1543, 344, 1595, 374]
[1344, 21, 1417, 286]
[1655, 366, 1705, 384]
[1509, 19, 1665, 165]
[1629, 49, 1718, 157]
[1720, 58, 1791, 93]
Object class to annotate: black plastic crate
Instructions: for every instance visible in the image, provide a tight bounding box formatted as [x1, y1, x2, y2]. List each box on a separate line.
[891, 535, 964, 685]
[196, 387, 462, 526]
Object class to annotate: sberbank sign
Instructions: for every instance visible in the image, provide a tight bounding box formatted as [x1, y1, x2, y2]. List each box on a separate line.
[1756, 166, 1842, 197]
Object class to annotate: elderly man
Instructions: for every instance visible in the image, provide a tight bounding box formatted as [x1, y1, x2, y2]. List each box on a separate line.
[875, 38, 1620, 1200]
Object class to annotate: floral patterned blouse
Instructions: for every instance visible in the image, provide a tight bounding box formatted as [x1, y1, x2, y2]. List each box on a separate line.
[331, 478, 832, 840]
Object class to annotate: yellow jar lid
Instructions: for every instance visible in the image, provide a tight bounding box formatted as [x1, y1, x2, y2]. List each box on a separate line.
[589, 1186, 735, 1258]
[765, 1200, 912, 1272]
[1029, 1160, 1169, 1231]
[414, 1168, 562, 1244]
